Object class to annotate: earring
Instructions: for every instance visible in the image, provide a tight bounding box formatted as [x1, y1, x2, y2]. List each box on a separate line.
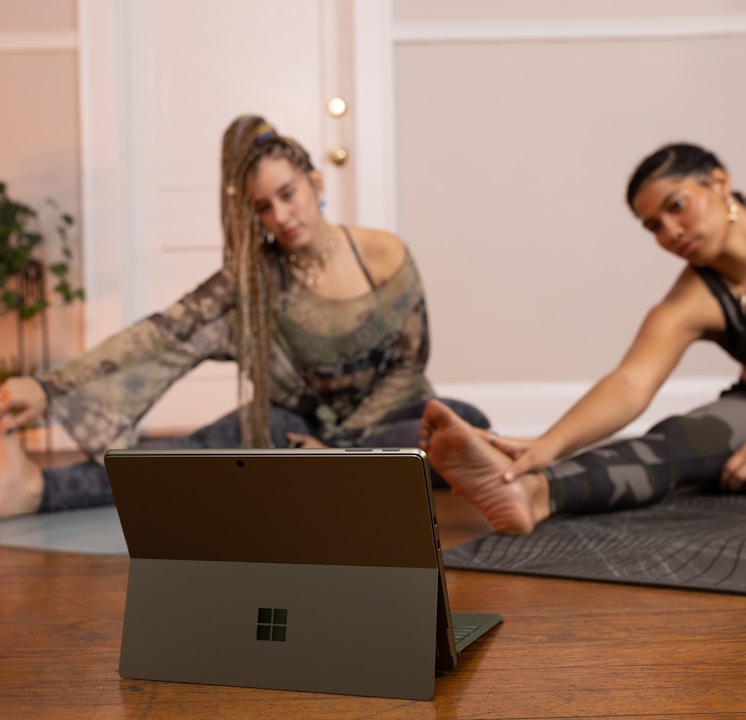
[264, 230, 275, 244]
[319, 196, 327, 211]
[727, 197, 739, 223]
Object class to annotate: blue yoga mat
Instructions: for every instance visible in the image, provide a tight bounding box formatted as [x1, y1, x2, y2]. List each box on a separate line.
[0, 505, 127, 555]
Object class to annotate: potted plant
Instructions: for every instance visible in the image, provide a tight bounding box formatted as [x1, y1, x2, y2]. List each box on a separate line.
[0, 181, 84, 321]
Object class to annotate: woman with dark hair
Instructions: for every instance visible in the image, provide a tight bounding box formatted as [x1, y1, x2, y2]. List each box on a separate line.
[420, 142, 746, 535]
[0, 114, 489, 518]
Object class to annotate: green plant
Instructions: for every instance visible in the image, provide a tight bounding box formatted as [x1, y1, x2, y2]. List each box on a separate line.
[0, 181, 84, 320]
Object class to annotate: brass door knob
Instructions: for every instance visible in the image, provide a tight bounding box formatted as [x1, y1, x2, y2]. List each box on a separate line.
[327, 97, 348, 117]
[328, 146, 349, 166]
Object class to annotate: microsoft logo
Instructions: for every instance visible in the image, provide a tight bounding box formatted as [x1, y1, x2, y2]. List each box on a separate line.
[256, 607, 288, 642]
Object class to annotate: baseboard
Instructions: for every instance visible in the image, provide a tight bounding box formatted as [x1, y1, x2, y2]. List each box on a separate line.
[19, 375, 737, 452]
[434, 375, 737, 439]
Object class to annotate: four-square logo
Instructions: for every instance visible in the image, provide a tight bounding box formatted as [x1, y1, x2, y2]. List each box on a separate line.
[256, 607, 288, 642]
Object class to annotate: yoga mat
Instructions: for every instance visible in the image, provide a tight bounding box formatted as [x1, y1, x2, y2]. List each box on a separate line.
[0, 506, 127, 556]
[443, 494, 746, 594]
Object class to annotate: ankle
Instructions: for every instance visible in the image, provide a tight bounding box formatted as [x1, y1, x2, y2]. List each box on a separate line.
[528, 471, 551, 524]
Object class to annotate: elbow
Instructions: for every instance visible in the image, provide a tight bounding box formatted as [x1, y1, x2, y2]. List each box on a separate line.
[612, 370, 659, 420]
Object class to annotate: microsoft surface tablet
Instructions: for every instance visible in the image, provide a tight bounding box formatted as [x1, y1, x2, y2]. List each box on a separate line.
[104, 447, 502, 700]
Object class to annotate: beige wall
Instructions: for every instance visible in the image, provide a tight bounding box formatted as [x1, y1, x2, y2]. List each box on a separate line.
[392, 0, 746, 386]
[0, 0, 83, 375]
[1, 0, 75, 28]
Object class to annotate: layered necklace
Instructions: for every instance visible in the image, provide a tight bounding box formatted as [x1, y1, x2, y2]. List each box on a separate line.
[286, 227, 338, 288]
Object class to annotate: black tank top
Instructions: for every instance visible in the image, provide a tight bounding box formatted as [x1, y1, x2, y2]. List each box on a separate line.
[694, 266, 746, 364]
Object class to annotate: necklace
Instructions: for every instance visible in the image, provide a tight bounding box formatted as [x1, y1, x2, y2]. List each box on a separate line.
[286, 229, 338, 288]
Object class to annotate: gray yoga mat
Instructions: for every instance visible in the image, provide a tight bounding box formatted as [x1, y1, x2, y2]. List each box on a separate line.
[443, 493, 746, 594]
[0, 505, 127, 555]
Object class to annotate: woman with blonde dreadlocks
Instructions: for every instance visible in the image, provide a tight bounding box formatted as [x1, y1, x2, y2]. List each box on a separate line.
[0, 114, 489, 518]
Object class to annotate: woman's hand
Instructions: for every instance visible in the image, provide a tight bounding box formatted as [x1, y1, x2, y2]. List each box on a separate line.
[491, 436, 558, 482]
[474, 429, 556, 482]
[285, 432, 328, 449]
[0, 377, 48, 434]
[721, 442, 746, 492]
[477, 432, 529, 458]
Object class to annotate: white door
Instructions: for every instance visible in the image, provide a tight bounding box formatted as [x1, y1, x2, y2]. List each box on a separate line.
[78, 0, 361, 434]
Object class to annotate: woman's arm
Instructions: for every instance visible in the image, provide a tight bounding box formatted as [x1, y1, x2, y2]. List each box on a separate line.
[40, 267, 238, 459]
[502, 269, 722, 480]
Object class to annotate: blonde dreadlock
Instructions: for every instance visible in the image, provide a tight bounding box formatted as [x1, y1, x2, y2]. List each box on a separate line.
[219, 115, 315, 448]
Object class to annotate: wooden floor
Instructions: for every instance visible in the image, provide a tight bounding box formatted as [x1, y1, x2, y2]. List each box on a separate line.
[2, 453, 745, 719]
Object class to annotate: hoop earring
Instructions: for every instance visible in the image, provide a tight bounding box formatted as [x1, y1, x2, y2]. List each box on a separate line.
[727, 197, 739, 223]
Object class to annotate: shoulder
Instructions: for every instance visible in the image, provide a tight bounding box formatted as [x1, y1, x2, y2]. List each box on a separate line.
[663, 265, 720, 307]
[616, 267, 724, 389]
[646, 265, 726, 336]
[344, 226, 408, 286]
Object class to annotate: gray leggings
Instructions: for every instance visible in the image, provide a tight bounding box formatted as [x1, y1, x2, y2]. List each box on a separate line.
[547, 381, 746, 516]
[38, 397, 489, 512]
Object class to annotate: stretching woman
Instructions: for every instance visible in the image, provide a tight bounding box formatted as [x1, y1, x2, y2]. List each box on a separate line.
[0, 114, 488, 517]
[420, 142, 746, 535]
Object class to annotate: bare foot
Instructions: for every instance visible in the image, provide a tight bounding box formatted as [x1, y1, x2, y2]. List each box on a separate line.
[0, 432, 44, 519]
[420, 399, 550, 535]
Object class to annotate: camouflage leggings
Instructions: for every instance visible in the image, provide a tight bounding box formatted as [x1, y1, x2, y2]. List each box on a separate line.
[547, 381, 746, 516]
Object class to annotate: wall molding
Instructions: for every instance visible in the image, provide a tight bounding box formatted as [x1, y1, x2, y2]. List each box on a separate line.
[0, 31, 77, 52]
[353, 0, 396, 231]
[393, 16, 746, 45]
